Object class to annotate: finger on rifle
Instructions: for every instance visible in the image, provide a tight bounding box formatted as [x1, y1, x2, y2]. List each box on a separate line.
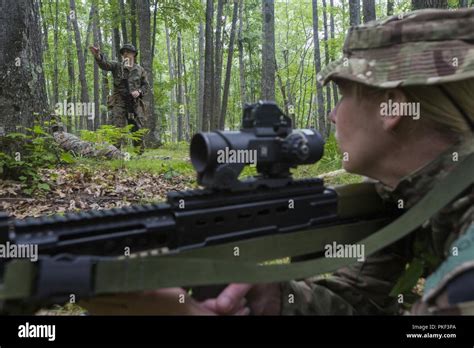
[234, 306, 251, 316]
[200, 298, 217, 312]
[216, 283, 253, 314]
[200, 296, 246, 314]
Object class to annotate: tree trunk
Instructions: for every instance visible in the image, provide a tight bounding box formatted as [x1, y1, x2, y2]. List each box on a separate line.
[322, 0, 331, 117]
[191, 29, 199, 134]
[39, 0, 52, 107]
[111, 0, 122, 61]
[137, 0, 159, 145]
[165, 26, 176, 141]
[69, 0, 90, 131]
[0, 0, 48, 137]
[296, 43, 311, 126]
[245, 3, 256, 102]
[98, 25, 109, 127]
[53, 0, 59, 105]
[119, 0, 128, 43]
[387, 0, 395, 15]
[341, 0, 347, 32]
[197, 18, 205, 131]
[150, 0, 160, 139]
[237, 0, 247, 108]
[202, 0, 215, 131]
[459, 0, 468, 7]
[39, 0, 49, 53]
[176, 33, 184, 141]
[66, 14, 76, 132]
[92, 4, 100, 130]
[362, 0, 376, 23]
[306, 79, 314, 128]
[275, 57, 289, 119]
[182, 47, 191, 140]
[220, 0, 239, 130]
[412, 0, 448, 9]
[329, 0, 338, 106]
[130, 0, 137, 47]
[312, 0, 326, 137]
[151, 0, 158, 62]
[283, 49, 294, 121]
[349, 0, 361, 26]
[82, 6, 95, 65]
[212, 0, 225, 130]
[261, 0, 275, 100]
[113, 27, 121, 61]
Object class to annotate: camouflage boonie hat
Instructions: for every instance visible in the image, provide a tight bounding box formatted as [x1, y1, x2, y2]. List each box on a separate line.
[120, 44, 138, 56]
[318, 8, 474, 88]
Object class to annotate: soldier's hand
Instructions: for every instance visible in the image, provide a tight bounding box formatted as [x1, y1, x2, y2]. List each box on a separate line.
[79, 287, 218, 315]
[201, 283, 281, 315]
[131, 90, 140, 98]
[89, 44, 100, 57]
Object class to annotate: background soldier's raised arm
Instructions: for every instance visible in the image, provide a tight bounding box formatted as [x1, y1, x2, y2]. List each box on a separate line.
[89, 44, 119, 72]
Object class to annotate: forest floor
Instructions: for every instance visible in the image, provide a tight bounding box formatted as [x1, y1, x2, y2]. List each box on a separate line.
[0, 142, 361, 219]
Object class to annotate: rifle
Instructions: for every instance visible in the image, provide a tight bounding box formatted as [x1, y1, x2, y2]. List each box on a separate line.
[120, 73, 139, 130]
[7, 101, 467, 314]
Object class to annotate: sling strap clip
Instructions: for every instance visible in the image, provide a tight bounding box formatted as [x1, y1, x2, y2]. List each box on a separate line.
[35, 254, 98, 304]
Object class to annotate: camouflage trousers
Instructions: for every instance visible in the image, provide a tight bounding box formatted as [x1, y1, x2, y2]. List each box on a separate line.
[108, 94, 147, 130]
[108, 94, 147, 151]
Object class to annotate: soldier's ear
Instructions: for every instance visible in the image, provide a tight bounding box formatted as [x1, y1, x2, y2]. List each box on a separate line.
[380, 89, 407, 131]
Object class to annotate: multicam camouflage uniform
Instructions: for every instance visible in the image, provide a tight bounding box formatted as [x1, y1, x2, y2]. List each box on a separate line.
[53, 131, 126, 160]
[94, 44, 150, 131]
[281, 8, 474, 315]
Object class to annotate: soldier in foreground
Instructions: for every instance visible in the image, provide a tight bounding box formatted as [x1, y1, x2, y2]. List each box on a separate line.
[81, 8, 474, 315]
[89, 44, 149, 151]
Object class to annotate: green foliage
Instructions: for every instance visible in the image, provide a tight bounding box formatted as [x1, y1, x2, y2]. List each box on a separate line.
[102, 143, 195, 182]
[390, 259, 425, 297]
[316, 133, 342, 170]
[157, 0, 204, 32]
[0, 125, 72, 195]
[159, 141, 190, 153]
[80, 125, 149, 152]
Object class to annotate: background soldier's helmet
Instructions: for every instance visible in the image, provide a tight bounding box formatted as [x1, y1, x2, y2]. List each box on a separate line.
[318, 8, 474, 88]
[120, 44, 138, 56]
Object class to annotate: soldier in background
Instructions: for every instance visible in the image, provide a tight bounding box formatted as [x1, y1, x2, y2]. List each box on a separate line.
[89, 43, 149, 151]
[53, 128, 126, 160]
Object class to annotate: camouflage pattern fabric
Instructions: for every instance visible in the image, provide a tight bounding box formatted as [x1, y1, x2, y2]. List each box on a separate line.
[94, 53, 149, 129]
[317, 8, 474, 88]
[120, 44, 138, 56]
[280, 138, 474, 315]
[53, 131, 126, 160]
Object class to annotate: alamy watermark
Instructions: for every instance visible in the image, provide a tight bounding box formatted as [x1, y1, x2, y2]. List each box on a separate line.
[324, 242, 365, 262]
[217, 147, 257, 166]
[18, 322, 55, 341]
[380, 100, 420, 120]
[55, 100, 95, 121]
[0, 242, 38, 262]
